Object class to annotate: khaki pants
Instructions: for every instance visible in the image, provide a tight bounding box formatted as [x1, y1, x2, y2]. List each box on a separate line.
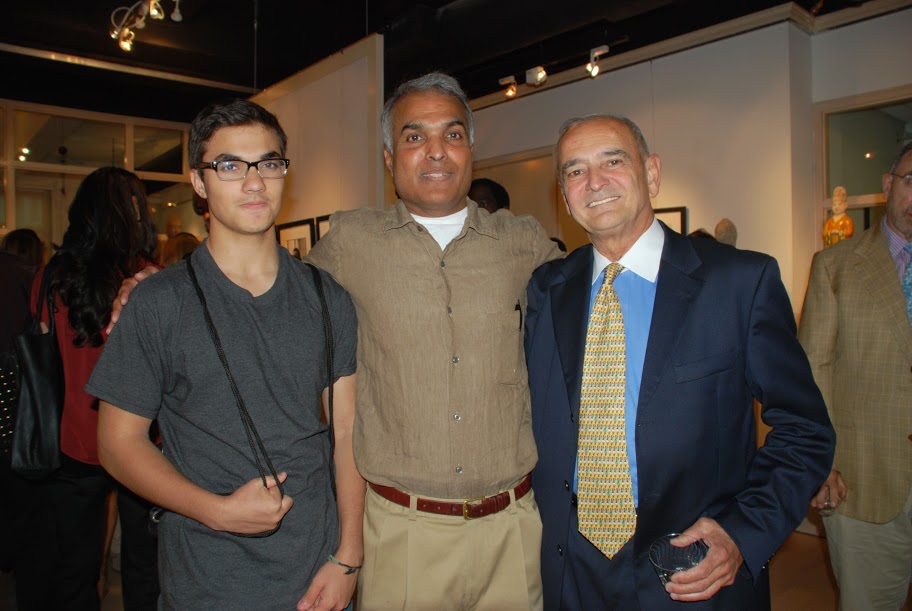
[358, 483, 543, 611]
[823, 488, 912, 611]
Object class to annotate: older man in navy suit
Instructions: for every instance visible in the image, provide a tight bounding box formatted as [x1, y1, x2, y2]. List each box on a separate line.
[525, 114, 835, 610]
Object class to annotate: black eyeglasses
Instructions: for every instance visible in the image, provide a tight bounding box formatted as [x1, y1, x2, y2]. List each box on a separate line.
[194, 158, 290, 181]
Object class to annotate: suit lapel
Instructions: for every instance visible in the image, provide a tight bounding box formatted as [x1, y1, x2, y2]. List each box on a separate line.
[551, 246, 593, 423]
[639, 227, 703, 411]
[853, 227, 912, 363]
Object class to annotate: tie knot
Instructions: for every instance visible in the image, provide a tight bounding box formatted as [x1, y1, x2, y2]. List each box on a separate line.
[604, 262, 624, 285]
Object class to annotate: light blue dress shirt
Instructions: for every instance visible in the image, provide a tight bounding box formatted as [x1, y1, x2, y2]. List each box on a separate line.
[574, 219, 663, 506]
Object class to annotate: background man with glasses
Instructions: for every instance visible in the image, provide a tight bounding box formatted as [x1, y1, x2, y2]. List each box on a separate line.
[799, 141, 912, 611]
[89, 99, 364, 610]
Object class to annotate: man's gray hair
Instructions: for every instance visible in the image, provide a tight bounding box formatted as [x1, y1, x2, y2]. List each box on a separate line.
[555, 114, 650, 184]
[381, 72, 475, 152]
[889, 140, 912, 173]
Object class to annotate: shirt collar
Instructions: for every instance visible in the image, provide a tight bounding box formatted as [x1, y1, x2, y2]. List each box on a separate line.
[590, 217, 665, 285]
[385, 199, 498, 239]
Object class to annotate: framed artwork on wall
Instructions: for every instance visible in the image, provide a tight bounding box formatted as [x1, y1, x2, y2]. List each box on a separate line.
[316, 214, 331, 241]
[654, 206, 687, 235]
[276, 218, 315, 258]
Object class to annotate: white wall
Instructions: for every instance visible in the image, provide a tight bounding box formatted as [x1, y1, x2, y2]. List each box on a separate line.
[473, 8, 912, 307]
[789, 24, 816, 307]
[253, 35, 385, 229]
[812, 8, 912, 104]
[475, 23, 805, 300]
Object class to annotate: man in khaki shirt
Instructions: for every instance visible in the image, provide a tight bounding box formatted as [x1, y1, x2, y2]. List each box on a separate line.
[306, 73, 561, 610]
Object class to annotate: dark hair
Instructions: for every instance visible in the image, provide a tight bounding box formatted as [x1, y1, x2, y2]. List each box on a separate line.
[189, 98, 288, 172]
[46, 167, 157, 347]
[470, 178, 510, 210]
[688, 228, 716, 240]
[159, 231, 201, 267]
[2, 228, 44, 266]
[550, 237, 568, 252]
[381, 72, 474, 152]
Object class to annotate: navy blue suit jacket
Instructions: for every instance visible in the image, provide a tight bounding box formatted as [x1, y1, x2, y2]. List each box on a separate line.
[526, 224, 835, 610]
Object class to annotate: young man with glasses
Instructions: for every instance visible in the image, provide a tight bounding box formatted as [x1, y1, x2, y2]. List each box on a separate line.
[88, 99, 363, 611]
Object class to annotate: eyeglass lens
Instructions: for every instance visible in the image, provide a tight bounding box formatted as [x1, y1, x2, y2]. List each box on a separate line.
[215, 159, 287, 181]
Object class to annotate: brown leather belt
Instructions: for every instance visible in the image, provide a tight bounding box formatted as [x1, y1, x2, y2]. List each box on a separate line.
[369, 475, 532, 520]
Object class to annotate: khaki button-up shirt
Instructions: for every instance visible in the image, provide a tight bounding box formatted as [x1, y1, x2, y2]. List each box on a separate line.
[307, 200, 562, 498]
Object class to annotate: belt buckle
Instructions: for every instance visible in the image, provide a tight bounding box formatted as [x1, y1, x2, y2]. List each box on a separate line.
[462, 496, 485, 520]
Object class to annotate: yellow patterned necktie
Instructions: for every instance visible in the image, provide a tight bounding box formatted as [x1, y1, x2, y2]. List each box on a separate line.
[578, 262, 636, 558]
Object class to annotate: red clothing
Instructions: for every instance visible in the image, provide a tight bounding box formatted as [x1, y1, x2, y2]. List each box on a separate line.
[30, 262, 154, 465]
[30, 270, 105, 465]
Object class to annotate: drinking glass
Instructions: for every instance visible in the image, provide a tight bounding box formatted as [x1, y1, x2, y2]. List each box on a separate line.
[648, 533, 708, 587]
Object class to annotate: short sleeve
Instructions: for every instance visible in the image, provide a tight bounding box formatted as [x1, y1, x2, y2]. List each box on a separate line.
[316, 268, 357, 383]
[85, 279, 175, 419]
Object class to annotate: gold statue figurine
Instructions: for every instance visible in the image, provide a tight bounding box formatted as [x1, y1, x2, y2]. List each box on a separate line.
[823, 186, 854, 247]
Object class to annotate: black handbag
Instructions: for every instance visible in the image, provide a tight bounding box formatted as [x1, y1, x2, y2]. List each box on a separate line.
[10, 269, 65, 480]
[0, 351, 18, 461]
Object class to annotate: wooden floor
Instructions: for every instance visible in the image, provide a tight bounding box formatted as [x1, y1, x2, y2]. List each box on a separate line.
[1, 530, 909, 609]
[769, 531, 839, 611]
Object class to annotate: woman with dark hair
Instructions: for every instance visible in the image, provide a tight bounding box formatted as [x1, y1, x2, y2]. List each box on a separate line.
[12, 167, 157, 611]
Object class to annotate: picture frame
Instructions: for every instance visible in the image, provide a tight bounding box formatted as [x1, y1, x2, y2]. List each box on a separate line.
[275, 218, 316, 258]
[316, 214, 331, 241]
[653, 206, 687, 235]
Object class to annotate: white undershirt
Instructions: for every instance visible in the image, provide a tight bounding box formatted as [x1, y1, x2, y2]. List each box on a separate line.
[411, 207, 469, 250]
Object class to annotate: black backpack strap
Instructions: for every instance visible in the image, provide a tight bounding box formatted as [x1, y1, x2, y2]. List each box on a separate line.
[186, 255, 283, 537]
[304, 263, 336, 500]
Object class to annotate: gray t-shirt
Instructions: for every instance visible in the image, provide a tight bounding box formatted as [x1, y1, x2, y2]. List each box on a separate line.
[87, 243, 357, 610]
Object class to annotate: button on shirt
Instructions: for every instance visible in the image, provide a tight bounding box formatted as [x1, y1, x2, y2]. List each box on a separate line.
[307, 200, 563, 498]
[574, 219, 663, 505]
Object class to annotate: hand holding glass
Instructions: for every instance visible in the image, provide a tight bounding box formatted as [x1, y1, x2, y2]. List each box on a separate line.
[649, 533, 709, 587]
[818, 485, 835, 517]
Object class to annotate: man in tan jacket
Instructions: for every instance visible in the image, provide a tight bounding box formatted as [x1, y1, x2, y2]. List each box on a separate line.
[799, 141, 912, 611]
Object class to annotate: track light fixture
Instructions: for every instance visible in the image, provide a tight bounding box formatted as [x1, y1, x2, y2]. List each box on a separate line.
[586, 45, 610, 77]
[525, 66, 547, 86]
[109, 1, 183, 52]
[498, 75, 517, 98]
[171, 0, 183, 22]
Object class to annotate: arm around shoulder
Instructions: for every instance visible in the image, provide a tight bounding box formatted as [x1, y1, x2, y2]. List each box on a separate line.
[107, 264, 160, 333]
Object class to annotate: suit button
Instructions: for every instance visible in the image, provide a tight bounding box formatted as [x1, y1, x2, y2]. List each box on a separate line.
[557, 545, 563, 556]
[563, 480, 570, 491]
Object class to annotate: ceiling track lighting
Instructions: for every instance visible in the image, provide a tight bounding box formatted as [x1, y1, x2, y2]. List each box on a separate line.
[498, 75, 517, 98]
[109, 1, 183, 52]
[586, 45, 609, 78]
[525, 66, 547, 86]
